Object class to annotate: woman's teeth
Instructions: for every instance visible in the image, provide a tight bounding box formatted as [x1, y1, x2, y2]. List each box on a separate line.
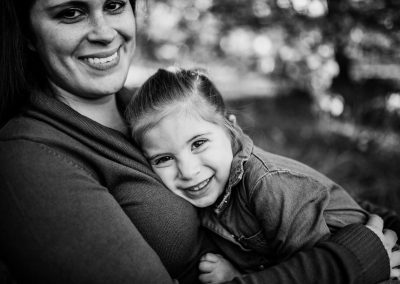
[86, 52, 118, 65]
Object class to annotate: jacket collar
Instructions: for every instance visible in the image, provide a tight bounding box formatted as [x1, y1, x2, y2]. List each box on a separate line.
[213, 126, 253, 215]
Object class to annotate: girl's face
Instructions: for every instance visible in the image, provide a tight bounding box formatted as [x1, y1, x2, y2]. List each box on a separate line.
[29, 0, 136, 99]
[141, 109, 233, 208]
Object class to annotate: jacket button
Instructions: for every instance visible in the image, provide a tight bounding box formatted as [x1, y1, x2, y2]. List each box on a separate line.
[258, 265, 265, 270]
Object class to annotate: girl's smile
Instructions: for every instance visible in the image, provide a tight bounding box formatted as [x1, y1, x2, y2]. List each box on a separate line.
[141, 107, 234, 208]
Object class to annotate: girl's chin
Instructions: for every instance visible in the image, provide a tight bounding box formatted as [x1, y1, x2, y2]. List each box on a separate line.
[190, 198, 215, 208]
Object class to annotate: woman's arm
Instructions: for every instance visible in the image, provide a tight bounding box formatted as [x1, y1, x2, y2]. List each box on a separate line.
[227, 221, 397, 284]
[0, 140, 175, 284]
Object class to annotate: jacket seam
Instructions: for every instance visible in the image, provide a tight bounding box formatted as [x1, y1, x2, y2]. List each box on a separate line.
[249, 168, 329, 201]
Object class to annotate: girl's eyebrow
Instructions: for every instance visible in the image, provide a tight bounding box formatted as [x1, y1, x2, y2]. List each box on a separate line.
[187, 133, 210, 144]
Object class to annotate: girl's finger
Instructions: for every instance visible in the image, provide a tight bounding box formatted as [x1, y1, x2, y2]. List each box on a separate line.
[199, 260, 217, 273]
[366, 214, 384, 231]
[383, 229, 398, 246]
[390, 250, 400, 269]
[199, 272, 215, 284]
[200, 253, 222, 263]
[390, 268, 400, 280]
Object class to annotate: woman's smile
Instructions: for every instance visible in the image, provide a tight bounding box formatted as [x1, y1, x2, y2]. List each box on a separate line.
[80, 47, 120, 71]
[29, 0, 136, 99]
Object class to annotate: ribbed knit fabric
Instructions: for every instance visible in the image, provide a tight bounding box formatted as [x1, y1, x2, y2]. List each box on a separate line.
[228, 223, 390, 284]
[0, 91, 394, 284]
[0, 92, 204, 283]
[330, 223, 390, 284]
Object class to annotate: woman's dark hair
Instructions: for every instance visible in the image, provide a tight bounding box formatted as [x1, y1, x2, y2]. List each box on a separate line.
[125, 67, 238, 146]
[0, 0, 137, 127]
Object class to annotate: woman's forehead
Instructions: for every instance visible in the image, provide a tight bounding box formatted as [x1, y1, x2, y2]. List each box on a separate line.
[32, 0, 106, 9]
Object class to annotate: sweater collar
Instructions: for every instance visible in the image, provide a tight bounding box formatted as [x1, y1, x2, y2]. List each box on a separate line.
[17, 90, 151, 167]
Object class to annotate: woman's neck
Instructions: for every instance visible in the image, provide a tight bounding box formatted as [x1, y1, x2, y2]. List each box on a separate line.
[50, 84, 128, 134]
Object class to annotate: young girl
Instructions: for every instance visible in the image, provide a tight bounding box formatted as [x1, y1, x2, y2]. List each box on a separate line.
[125, 67, 369, 283]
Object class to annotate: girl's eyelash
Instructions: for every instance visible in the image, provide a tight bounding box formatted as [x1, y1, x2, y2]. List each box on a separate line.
[192, 139, 207, 149]
[153, 156, 173, 165]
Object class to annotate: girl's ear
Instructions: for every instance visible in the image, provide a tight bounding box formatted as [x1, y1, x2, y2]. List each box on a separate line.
[227, 114, 237, 126]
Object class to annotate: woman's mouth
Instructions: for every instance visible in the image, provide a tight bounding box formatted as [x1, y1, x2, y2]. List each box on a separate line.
[81, 49, 120, 71]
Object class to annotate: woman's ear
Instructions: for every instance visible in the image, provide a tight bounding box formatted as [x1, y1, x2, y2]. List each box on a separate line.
[27, 42, 36, 52]
[25, 36, 37, 52]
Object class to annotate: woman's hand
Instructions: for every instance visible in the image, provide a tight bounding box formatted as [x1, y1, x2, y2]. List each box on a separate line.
[366, 214, 400, 279]
[198, 253, 241, 284]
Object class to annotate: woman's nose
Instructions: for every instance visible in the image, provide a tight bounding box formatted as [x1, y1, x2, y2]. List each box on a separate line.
[87, 14, 117, 44]
[177, 157, 201, 180]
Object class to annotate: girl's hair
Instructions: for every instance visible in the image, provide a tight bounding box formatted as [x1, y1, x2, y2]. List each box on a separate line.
[0, 0, 137, 127]
[125, 67, 238, 146]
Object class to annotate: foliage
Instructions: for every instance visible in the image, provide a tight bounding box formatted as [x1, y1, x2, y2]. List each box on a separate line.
[133, 0, 400, 209]
[136, 0, 400, 132]
[228, 94, 400, 214]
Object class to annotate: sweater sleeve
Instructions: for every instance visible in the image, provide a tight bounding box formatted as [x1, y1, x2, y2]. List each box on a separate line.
[0, 140, 174, 284]
[227, 224, 390, 284]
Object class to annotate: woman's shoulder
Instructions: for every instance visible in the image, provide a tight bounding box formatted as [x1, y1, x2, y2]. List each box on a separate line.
[0, 110, 65, 142]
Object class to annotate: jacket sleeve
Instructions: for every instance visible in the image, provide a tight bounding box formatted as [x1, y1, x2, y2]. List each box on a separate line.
[226, 224, 390, 284]
[0, 140, 175, 284]
[249, 171, 368, 259]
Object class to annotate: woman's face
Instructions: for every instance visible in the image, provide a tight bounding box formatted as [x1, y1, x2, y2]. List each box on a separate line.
[29, 0, 136, 99]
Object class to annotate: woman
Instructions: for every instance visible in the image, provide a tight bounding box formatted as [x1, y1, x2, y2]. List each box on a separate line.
[0, 0, 399, 283]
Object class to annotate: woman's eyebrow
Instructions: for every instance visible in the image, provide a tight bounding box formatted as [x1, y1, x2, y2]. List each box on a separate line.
[45, 1, 87, 12]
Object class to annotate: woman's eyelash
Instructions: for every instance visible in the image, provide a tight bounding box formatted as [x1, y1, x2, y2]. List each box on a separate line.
[105, 0, 127, 13]
[56, 8, 85, 21]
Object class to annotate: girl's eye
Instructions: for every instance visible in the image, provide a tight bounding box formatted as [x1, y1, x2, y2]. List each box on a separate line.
[192, 139, 207, 150]
[105, 1, 126, 13]
[152, 156, 174, 166]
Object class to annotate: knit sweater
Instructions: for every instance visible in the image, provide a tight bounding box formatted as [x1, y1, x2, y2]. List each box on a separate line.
[0, 91, 390, 284]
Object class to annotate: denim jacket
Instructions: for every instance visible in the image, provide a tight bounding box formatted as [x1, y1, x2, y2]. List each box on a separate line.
[200, 127, 368, 273]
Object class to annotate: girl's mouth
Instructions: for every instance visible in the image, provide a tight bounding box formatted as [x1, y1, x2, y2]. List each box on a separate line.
[185, 177, 212, 193]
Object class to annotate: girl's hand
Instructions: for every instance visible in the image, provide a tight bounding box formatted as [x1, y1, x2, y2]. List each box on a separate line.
[198, 253, 241, 284]
[366, 214, 400, 279]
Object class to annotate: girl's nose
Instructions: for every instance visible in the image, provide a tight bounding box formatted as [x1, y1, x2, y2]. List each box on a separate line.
[87, 14, 117, 44]
[177, 156, 201, 180]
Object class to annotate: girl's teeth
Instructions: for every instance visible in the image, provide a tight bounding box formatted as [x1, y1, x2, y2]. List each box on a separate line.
[87, 52, 117, 65]
[191, 178, 210, 191]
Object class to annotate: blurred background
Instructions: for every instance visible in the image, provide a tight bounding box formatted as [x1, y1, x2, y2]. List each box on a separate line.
[127, 0, 400, 214]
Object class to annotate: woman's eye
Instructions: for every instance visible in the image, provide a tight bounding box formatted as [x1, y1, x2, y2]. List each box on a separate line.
[192, 139, 207, 150]
[105, 1, 126, 13]
[152, 156, 174, 166]
[57, 8, 84, 21]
